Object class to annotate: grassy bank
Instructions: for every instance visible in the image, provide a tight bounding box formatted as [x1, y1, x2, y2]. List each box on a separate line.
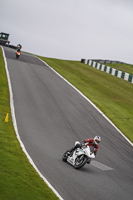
[38, 56, 133, 143]
[104, 63, 133, 75]
[0, 47, 59, 200]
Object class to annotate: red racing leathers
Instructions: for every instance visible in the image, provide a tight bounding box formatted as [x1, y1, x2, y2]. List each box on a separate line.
[82, 138, 99, 155]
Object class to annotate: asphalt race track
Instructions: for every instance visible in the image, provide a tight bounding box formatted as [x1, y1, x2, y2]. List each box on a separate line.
[4, 47, 133, 200]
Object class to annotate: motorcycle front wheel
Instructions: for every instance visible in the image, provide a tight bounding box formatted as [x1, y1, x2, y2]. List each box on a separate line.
[62, 150, 70, 162]
[74, 155, 87, 169]
[16, 54, 19, 59]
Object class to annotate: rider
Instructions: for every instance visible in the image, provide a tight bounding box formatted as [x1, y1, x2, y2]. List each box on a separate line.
[17, 44, 22, 52]
[69, 136, 101, 156]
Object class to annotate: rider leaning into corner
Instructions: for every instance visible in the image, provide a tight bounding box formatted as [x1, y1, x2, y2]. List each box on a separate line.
[68, 136, 101, 162]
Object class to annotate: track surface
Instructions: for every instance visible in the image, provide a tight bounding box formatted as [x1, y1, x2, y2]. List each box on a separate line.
[4, 47, 133, 200]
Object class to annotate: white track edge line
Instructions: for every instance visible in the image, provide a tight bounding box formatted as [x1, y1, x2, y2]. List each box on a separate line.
[1, 46, 64, 200]
[37, 56, 133, 147]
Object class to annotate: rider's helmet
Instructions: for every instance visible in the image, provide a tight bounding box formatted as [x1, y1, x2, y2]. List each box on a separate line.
[17, 44, 22, 49]
[94, 136, 101, 145]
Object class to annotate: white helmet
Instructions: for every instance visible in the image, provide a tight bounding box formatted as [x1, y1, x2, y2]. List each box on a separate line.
[94, 136, 101, 145]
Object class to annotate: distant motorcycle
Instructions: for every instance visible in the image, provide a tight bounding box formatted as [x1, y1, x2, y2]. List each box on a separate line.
[16, 50, 21, 59]
[62, 141, 95, 169]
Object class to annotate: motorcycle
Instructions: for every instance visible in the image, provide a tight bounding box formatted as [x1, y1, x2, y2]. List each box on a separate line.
[62, 141, 95, 169]
[16, 50, 21, 59]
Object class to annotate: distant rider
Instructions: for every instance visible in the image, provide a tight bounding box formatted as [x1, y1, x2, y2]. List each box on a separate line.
[17, 44, 22, 52]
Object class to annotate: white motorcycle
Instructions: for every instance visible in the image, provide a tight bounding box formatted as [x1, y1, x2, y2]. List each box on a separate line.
[62, 142, 95, 169]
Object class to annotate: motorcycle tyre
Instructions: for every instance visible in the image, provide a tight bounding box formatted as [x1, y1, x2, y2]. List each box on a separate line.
[62, 150, 70, 162]
[16, 54, 19, 59]
[74, 155, 87, 169]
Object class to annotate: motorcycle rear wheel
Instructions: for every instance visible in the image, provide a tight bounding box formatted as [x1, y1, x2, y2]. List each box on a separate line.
[74, 155, 87, 169]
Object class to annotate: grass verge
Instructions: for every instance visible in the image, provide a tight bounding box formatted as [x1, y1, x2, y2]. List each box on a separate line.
[38, 56, 133, 143]
[0, 47, 59, 200]
[103, 63, 133, 75]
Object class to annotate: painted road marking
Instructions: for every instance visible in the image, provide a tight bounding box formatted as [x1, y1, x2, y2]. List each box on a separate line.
[90, 161, 114, 171]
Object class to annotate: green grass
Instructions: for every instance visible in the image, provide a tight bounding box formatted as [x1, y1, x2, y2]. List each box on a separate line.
[104, 63, 133, 75]
[38, 56, 133, 143]
[0, 47, 59, 200]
